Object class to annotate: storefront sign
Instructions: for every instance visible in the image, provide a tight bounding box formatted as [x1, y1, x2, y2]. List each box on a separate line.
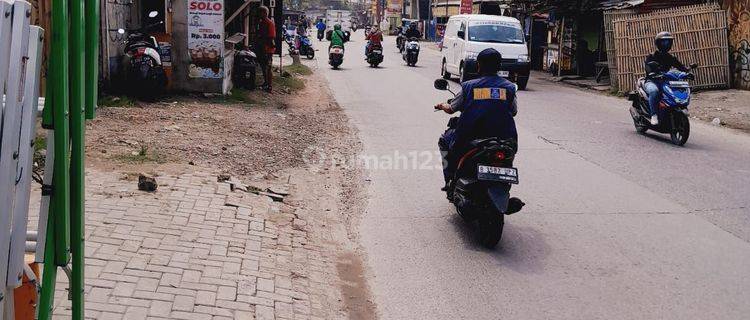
[387, 0, 402, 14]
[187, 0, 224, 78]
[460, 0, 472, 14]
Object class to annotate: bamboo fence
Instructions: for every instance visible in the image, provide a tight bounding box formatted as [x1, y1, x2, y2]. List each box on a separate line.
[611, 3, 730, 93]
[604, 9, 636, 90]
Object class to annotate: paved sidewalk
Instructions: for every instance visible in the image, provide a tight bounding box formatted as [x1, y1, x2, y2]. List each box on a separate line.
[31, 168, 343, 320]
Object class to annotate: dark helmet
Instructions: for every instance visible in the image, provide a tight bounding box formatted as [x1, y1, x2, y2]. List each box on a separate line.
[477, 48, 502, 75]
[655, 31, 674, 53]
[334, 24, 341, 31]
[409, 21, 417, 29]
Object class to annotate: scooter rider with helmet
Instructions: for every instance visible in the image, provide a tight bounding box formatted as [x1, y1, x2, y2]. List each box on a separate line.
[643, 31, 691, 125]
[434, 48, 518, 189]
[404, 21, 422, 39]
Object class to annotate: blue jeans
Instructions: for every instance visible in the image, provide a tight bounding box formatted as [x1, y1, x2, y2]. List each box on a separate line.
[439, 128, 456, 183]
[643, 81, 661, 116]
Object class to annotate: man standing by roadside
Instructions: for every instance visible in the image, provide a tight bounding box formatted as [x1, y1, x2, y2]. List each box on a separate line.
[256, 6, 276, 92]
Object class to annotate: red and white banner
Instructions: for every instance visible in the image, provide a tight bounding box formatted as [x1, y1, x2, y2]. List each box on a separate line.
[460, 0, 472, 14]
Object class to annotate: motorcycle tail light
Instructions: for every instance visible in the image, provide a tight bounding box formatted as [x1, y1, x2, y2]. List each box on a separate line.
[493, 151, 506, 161]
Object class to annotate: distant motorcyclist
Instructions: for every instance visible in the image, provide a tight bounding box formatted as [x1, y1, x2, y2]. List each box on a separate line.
[328, 24, 348, 49]
[404, 22, 422, 39]
[435, 48, 518, 187]
[365, 25, 383, 56]
[643, 31, 689, 125]
[316, 19, 326, 40]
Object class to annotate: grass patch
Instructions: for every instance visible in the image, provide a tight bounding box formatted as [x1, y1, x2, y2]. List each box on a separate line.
[226, 88, 258, 104]
[274, 75, 305, 92]
[114, 145, 166, 164]
[99, 95, 136, 108]
[285, 62, 313, 76]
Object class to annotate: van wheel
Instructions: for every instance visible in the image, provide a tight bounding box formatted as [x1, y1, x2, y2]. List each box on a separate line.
[441, 60, 451, 80]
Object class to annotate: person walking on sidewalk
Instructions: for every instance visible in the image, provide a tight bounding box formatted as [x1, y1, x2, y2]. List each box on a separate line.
[256, 6, 276, 92]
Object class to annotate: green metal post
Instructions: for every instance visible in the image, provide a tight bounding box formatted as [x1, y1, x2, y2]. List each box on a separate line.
[37, 219, 58, 320]
[38, 0, 71, 316]
[52, 0, 70, 269]
[70, 0, 86, 317]
[84, 0, 98, 119]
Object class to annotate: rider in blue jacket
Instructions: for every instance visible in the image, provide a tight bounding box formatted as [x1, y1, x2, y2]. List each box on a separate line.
[435, 48, 518, 187]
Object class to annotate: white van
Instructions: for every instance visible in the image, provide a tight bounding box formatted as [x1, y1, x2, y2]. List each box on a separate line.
[440, 14, 530, 89]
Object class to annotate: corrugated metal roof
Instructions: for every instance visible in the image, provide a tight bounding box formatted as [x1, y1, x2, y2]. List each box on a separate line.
[598, 0, 645, 10]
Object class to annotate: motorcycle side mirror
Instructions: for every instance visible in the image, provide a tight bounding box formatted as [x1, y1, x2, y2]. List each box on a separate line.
[117, 28, 125, 34]
[148, 11, 159, 18]
[690, 63, 699, 69]
[434, 79, 449, 91]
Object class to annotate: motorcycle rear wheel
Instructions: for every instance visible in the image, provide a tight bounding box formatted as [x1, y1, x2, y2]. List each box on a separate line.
[478, 214, 504, 249]
[670, 113, 690, 146]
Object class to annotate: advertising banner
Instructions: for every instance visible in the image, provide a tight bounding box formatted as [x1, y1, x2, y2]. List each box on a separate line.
[460, 0, 472, 14]
[187, 0, 224, 78]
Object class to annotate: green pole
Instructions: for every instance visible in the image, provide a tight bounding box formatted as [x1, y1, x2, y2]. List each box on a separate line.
[70, 0, 86, 317]
[84, 0, 98, 119]
[39, 0, 71, 316]
[37, 220, 58, 320]
[52, 0, 70, 269]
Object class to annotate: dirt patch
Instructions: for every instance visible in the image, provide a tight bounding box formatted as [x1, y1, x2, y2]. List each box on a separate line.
[86, 68, 348, 181]
[690, 89, 750, 133]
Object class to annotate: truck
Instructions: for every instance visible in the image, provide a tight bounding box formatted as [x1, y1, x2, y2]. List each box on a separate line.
[325, 10, 352, 33]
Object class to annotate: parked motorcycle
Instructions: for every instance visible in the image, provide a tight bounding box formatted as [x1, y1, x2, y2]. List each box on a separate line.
[118, 11, 166, 99]
[628, 61, 698, 146]
[329, 45, 345, 69]
[402, 37, 420, 66]
[298, 35, 315, 59]
[284, 33, 298, 56]
[433, 79, 525, 248]
[366, 43, 383, 67]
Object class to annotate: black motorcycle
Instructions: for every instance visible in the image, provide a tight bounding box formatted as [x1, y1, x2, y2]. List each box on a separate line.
[434, 79, 525, 248]
[366, 43, 383, 67]
[402, 37, 420, 66]
[118, 11, 167, 99]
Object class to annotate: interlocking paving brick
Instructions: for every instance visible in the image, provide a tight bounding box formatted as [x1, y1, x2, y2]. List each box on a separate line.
[34, 169, 348, 319]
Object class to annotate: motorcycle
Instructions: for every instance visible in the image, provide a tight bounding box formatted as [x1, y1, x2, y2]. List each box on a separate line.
[628, 61, 698, 146]
[433, 79, 525, 248]
[329, 45, 345, 69]
[366, 43, 383, 67]
[117, 11, 166, 99]
[402, 37, 420, 66]
[298, 35, 315, 59]
[284, 33, 298, 56]
[317, 28, 325, 41]
[396, 32, 406, 53]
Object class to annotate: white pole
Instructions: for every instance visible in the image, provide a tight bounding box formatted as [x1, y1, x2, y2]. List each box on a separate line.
[8, 26, 44, 290]
[0, 1, 32, 317]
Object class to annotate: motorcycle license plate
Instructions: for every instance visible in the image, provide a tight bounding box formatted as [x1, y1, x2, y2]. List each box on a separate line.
[331, 48, 343, 54]
[373, 50, 382, 54]
[498, 71, 510, 77]
[477, 165, 519, 184]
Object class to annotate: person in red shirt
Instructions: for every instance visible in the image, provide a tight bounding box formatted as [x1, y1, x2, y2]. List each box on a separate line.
[256, 6, 276, 92]
[365, 25, 383, 56]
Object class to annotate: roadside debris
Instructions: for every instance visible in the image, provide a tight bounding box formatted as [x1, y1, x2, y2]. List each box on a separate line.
[137, 174, 157, 191]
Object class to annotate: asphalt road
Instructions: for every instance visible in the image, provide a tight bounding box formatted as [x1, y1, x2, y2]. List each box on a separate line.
[314, 33, 750, 320]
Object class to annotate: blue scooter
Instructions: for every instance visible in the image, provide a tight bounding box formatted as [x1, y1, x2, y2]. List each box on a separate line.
[298, 35, 315, 59]
[629, 62, 698, 146]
